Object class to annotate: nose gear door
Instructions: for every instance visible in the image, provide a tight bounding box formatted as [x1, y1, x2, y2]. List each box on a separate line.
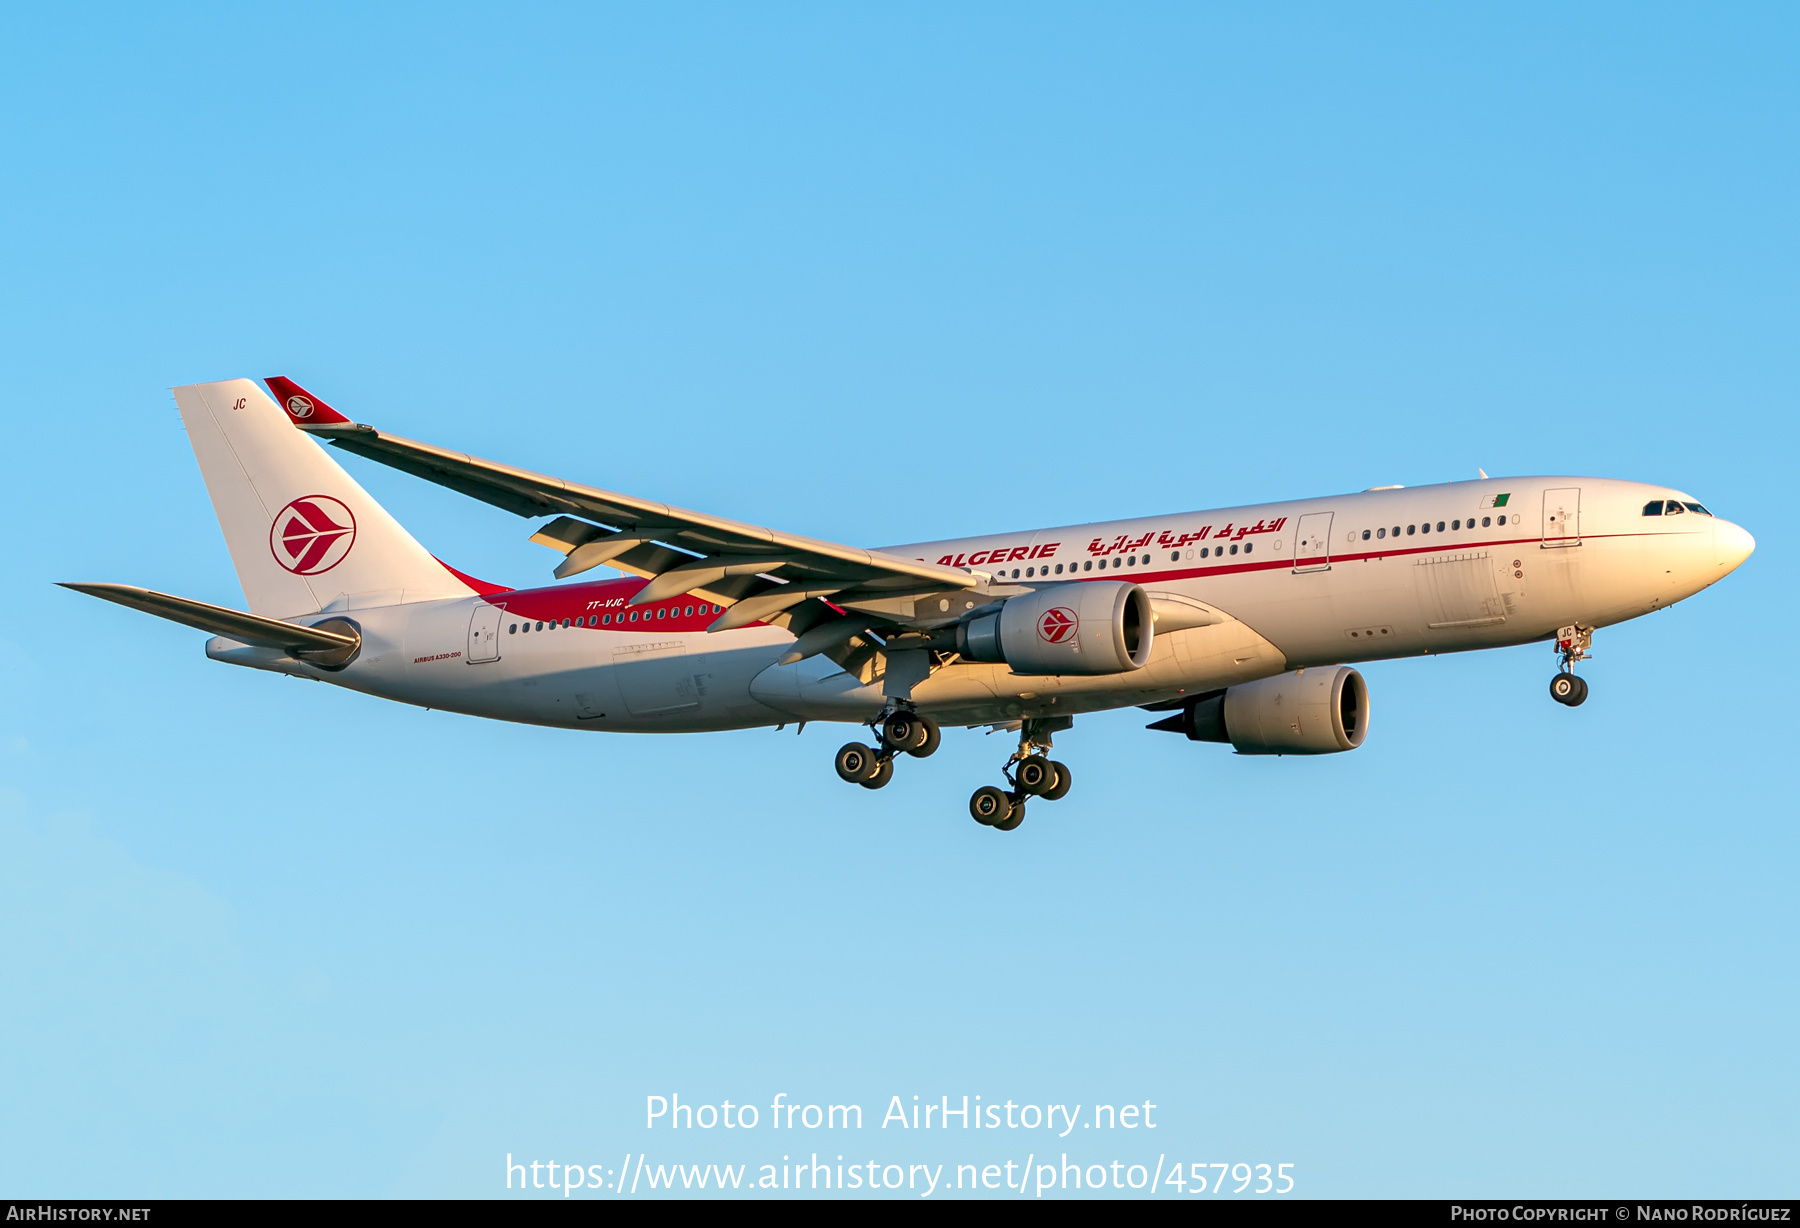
[1293, 512, 1334, 572]
[1542, 488, 1581, 548]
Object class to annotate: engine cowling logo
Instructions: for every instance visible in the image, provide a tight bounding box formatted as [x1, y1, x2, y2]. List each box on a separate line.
[1037, 606, 1078, 644]
[270, 495, 357, 575]
[285, 395, 315, 419]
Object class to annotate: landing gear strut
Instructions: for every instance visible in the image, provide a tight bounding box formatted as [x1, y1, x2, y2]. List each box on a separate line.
[968, 718, 1073, 831]
[833, 709, 940, 791]
[1550, 624, 1592, 708]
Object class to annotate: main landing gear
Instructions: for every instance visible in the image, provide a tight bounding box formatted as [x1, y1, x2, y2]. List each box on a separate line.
[833, 709, 940, 790]
[969, 719, 1073, 833]
[1550, 624, 1593, 708]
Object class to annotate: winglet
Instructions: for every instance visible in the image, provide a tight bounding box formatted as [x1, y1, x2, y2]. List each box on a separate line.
[264, 376, 353, 426]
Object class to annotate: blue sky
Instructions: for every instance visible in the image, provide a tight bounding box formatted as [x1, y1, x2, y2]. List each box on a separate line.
[1, 4, 1794, 1198]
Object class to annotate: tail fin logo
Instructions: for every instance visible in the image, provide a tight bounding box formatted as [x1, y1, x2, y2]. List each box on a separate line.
[285, 395, 316, 419]
[270, 496, 357, 575]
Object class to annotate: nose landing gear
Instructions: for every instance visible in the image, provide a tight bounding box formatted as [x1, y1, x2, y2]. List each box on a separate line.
[968, 718, 1073, 831]
[1550, 624, 1593, 707]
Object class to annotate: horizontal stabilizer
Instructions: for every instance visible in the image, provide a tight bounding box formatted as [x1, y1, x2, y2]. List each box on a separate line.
[59, 583, 360, 662]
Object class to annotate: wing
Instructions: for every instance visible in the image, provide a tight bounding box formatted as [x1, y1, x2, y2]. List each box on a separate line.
[264, 377, 980, 633]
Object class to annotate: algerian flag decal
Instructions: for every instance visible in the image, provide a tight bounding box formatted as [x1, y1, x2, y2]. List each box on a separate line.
[1479, 493, 1511, 509]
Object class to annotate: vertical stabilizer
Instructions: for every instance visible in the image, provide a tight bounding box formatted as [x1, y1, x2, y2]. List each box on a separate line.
[173, 379, 474, 616]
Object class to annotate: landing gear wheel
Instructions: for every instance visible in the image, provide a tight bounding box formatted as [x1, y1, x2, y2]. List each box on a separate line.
[905, 717, 941, 759]
[1549, 673, 1588, 707]
[880, 711, 928, 753]
[835, 742, 880, 783]
[1041, 760, 1072, 801]
[1016, 758, 1057, 796]
[860, 757, 895, 790]
[993, 795, 1025, 831]
[969, 785, 1010, 826]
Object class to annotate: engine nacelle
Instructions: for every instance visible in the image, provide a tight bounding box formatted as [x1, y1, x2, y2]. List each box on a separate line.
[1151, 666, 1369, 754]
[957, 581, 1154, 675]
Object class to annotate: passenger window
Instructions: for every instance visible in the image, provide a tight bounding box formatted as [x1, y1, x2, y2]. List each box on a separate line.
[1376, 528, 1385, 539]
[602, 614, 610, 625]
[1126, 556, 1135, 566]
[1244, 542, 1253, 554]
[1362, 530, 1371, 540]
[1392, 526, 1401, 536]
[509, 623, 517, 634]
[1436, 521, 1445, 532]
[1481, 516, 1490, 527]
[1170, 552, 1179, 562]
[1406, 525, 1415, 536]
[1229, 543, 1238, 555]
[1084, 560, 1094, 571]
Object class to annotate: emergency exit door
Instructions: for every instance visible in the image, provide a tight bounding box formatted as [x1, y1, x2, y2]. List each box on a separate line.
[1542, 488, 1582, 548]
[467, 603, 503, 663]
[1293, 512, 1334, 572]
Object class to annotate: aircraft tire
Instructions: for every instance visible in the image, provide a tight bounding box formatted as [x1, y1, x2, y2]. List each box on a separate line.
[835, 742, 880, 783]
[993, 796, 1025, 831]
[906, 718, 941, 759]
[1549, 673, 1588, 707]
[1041, 761, 1072, 801]
[969, 785, 1010, 826]
[859, 757, 895, 790]
[1016, 758, 1055, 795]
[880, 711, 927, 752]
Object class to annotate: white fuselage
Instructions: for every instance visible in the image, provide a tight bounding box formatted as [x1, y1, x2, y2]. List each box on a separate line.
[208, 476, 1751, 733]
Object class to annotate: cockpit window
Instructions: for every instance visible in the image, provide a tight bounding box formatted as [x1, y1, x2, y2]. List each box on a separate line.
[1683, 502, 1711, 516]
[1664, 501, 1685, 515]
[1642, 500, 1664, 516]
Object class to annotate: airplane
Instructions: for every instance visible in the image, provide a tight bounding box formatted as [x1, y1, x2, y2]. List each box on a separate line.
[64, 378, 1754, 832]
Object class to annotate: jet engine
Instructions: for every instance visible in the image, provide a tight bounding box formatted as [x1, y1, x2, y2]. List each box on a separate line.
[955, 581, 1154, 675]
[1148, 666, 1369, 754]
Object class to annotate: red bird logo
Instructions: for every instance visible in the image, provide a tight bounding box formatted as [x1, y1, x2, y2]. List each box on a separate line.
[269, 496, 357, 575]
[1037, 606, 1078, 644]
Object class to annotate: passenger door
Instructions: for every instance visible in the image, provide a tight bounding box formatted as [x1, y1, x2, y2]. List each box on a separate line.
[467, 603, 503, 663]
[1542, 488, 1581, 548]
[1293, 512, 1334, 573]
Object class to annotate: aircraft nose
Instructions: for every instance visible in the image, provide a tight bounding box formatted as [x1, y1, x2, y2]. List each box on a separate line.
[1713, 519, 1755, 572]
